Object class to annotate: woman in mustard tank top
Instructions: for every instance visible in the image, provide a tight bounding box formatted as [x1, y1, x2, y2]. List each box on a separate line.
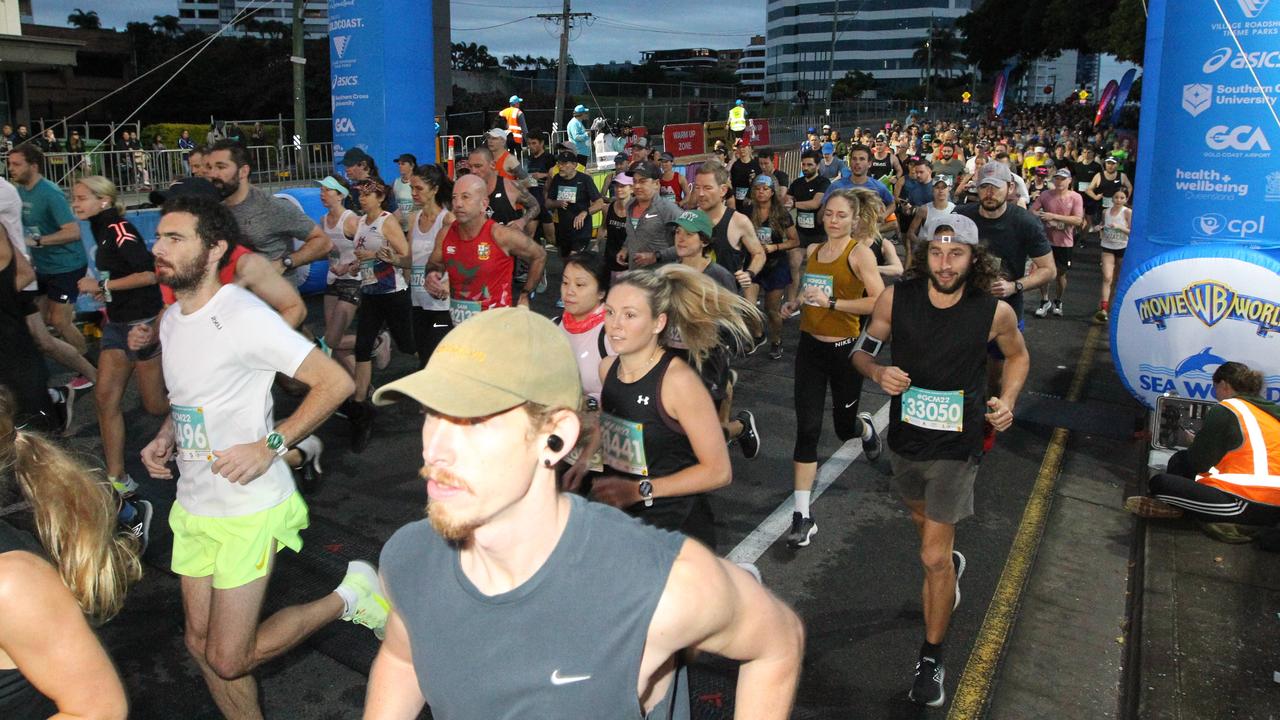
[779, 189, 886, 548]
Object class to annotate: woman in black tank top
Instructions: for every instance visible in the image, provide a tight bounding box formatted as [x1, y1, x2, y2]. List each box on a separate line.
[591, 265, 760, 548]
[0, 241, 54, 427]
[0, 389, 139, 718]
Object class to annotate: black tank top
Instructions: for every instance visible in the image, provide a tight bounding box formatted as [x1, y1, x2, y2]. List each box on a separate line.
[0, 255, 24, 324]
[709, 208, 743, 274]
[0, 521, 57, 719]
[1096, 173, 1123, 200]
[488, 180, 521, 225]
[605, 202, 628, 271]
[888, 276, 998, 461]
[601, 352, 699, 480]
[869, 152, 894, 182]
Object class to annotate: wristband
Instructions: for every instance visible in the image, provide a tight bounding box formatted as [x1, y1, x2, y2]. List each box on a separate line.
[828, 297, 837, 310]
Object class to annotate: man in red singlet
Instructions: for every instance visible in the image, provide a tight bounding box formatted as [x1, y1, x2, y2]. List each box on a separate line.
[425, 175, 546, 326]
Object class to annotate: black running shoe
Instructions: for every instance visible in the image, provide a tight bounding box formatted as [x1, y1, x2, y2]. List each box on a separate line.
[121, 498, 154, 555]
[736, 410, 760, 459]
[768, 342, 783, 361]
[953, 550, 966, 610]
[351, 402, 375, 454]
[909, 655, 946, 707]
[786, 512, 817, 548]
[858, 411, 881, 461]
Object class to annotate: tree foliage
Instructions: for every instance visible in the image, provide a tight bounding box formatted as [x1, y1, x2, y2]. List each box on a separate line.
[832, 70, 876, 100]
[957, 0, 1147, 72]
[67, 8, 101, 30]
[451, 42, 499, 71]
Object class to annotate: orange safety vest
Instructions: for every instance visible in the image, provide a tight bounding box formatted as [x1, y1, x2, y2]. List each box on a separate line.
[1196, 398, 1280, 505]
[500, 106, 524, 144]
[496, 151, 515, 181]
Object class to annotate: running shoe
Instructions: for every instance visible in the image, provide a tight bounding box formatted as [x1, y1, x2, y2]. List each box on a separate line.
[1052, 301, 1064, 317]
[736, 410, 760, 459]
[121, 498, 153, 555]
[351, 401, 375, 454]
[769, 342, 784, 361]
[293, 435, 324, 494]
[857, 411, 881, 461]
[786, 512, 817, 548]
[338, 560, 390, 638]
[1123, 496, 1184, 519]
[952, 550, 966, 611]
[373, 330, 392, 370]
[1033, 299, 1052, 318]
[1094, 308, 1109, 323]
[908, 655, 946, 707]
[110, 473, 141, 499]
[68, 374, 95, 391]
[54, 385, 74, 434]
[1200, 522, 1260, 544]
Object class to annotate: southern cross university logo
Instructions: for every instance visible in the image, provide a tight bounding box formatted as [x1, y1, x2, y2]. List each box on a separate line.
[1182, 84, 1212, 117]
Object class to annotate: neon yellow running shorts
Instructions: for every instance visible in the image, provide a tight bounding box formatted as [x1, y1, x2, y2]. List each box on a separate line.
[169, 492, 309, 589]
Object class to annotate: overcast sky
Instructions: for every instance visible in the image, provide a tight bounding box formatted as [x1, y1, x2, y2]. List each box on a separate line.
[34, 1, 766, 65]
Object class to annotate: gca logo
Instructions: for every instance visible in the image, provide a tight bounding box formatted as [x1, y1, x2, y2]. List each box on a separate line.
[335, 117, 357, 134]
[333, 35, 351, 59]
[1182, 84, 1212, 116]
[1194, 213, 1267, 237]
[1203, 46, 1280, 73]
[1238, 0, 1270, 18]
[1206, 125, 1271, 151]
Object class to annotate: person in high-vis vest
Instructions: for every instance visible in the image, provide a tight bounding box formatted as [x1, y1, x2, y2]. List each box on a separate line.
[499, 95, 528, 152]
[1126, 362, 1280, 540]
[727, 99, 748, 144]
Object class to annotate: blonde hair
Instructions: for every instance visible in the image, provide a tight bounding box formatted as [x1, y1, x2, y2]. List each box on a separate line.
[849, 187, 884, 242]
[0, 389, 141, 624]
[76, 175, 126, 215]
[821, 188, 862, 239]
[615, 264, 763, 369]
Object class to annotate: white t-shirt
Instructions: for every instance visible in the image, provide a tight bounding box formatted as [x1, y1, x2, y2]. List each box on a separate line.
[0, 178, 35, 291]
[161, 284, 314, 517]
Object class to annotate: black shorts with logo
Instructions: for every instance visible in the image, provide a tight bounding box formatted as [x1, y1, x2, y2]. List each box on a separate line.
[36, 267, 87, 304]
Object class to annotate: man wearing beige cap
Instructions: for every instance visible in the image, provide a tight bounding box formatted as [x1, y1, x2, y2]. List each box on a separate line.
[364, 307, 804, 720]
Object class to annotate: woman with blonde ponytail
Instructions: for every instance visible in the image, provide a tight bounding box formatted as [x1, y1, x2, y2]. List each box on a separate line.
[592, 263, 761, 548]
[0, 387, 137, 719]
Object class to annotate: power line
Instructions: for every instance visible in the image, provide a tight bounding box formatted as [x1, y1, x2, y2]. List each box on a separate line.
[452, 16, 538, 31]
[454, 0, 560, 7]
[592, 16, 755, 37]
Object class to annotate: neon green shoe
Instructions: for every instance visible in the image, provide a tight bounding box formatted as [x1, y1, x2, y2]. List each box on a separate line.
[338, 560, 390, 638]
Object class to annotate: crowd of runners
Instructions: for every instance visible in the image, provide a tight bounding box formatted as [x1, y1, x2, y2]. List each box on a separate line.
[0, 98, 1147, 717]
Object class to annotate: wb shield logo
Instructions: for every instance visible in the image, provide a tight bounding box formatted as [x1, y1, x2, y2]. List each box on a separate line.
[1196, 213, 1225, 235]
[1182, 84, 1212, 117]
[1238, 0, 1270, 18]
[333, 35, 351, 59]
[1184, 281, 1235, 327]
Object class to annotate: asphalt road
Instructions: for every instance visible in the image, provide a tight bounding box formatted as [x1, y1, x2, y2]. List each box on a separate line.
[51, 236, 1131, 719]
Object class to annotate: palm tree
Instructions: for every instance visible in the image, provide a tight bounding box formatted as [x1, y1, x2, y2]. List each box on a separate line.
[152, 14, 182, 37]
[502, 55, 522, 71]
[67, 8, 101, 30]
[912, 27, 961, 80]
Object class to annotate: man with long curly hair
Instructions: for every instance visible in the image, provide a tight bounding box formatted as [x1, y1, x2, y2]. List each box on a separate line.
[851, 213, 1030, 709]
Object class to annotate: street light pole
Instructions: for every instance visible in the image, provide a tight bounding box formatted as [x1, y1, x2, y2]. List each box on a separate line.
[290, 0, 307, 149]
[826, 0, 839, 104]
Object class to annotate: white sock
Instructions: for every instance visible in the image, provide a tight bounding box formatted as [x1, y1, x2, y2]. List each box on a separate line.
[334, 583, 357, 617]
[794, 490, 812, 517]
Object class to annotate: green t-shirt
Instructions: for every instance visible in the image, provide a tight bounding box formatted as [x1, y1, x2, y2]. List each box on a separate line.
[18, 178, 85, 274]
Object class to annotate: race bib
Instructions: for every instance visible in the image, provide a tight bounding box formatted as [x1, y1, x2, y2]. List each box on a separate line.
[600, 413, 649, 476]
[1076, 181, 1089, 192]
[801, 272, 834, 304]
[171, 404, 212, 462]
[900, 387, 964, 432]
[660, 185, 674, 197]
[797, 211, 816, 229]
[757, 226, 772, 245]
[410, 264, 426, 288]
[449, 298, 481, 326]
[1102, 196, 1114, 209]
[556, 185, 578, 204]
[1101, 226, 1128, 248]
[735, 187, 749, 200]
[360, 259, 378, 286]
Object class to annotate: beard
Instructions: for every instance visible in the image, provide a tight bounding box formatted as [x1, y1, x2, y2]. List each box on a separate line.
[979, 195, 1005, 212]
[210, 174, 240, 199]
[928, 266, 969, 295]
[157, 247, 211, 293]
[421, 466, 484, 543]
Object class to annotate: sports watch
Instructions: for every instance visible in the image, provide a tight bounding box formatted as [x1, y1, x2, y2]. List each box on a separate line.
[282, 255, 295, 270]
[265, 431, 288, 457]
[638, 480, 654, 508]
[1014, 279, 1025, 293]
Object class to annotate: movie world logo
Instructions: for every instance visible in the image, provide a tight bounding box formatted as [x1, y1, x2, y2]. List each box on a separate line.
[1135, 280, 1280, 336]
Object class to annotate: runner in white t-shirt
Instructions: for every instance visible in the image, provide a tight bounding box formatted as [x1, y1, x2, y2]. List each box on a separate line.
[138, 196, 387, 716]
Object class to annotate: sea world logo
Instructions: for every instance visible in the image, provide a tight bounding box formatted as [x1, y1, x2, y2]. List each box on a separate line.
[1203, 47, 1280, 73]
[334, 117, 357, 134]
[1205, 125, 1271, 151]
[1238, 0, 1270, 18]
[1134, 280, 1280, 336]
[332, 75, 359, 88]
[333, 35, 351, 60]
[330, 17, 364, 31]
[1193, 213, 1266, 238]
[1137, 348, 1280, 400]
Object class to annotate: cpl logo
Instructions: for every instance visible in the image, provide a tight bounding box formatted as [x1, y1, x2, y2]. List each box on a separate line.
[334, 117, 357, 134]
[1194, 213, 1267, 238]
[1205, 125, 1271, 151]
[1202, 47, 1280, 73]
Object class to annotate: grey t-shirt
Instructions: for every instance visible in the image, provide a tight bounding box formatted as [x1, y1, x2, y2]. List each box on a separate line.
[624, 196, 681, 269]
[226, 186, 316, 279]
[381, 494, 690, 719]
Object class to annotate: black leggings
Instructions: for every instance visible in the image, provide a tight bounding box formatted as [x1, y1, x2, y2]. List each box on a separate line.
[793, 332, 866, 463]
[1148, 452, 1280, 525]
[412, 308, 451, 369]
[355, 290, 414, 362]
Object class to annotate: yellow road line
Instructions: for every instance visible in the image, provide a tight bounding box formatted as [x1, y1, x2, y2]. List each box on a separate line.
[947, 323, 1103, 719]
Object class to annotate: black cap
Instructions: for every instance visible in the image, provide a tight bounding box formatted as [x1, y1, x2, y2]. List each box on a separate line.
[629, 161, 662, 180]
[555, 149, 578, 163]
[341, 147, 370, 167]
[150, 176, 221, 205]
[394, 153, 417, 165]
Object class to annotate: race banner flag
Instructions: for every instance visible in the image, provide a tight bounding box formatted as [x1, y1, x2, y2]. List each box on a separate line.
[1110, 68, 1139, 126]
[1094, 79, 1119, 126]
[992, 64, 1014, 116]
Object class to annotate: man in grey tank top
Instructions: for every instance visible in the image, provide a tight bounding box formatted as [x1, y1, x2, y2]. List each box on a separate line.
[367, 307, 804, 719]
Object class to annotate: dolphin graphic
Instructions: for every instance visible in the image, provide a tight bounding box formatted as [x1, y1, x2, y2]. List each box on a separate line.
[1175, 346, 1228, 377]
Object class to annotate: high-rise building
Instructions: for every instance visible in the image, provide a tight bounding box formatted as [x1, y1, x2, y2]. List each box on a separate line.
[176, 0, 329, 38]
[765, 0, 972, 101]
[737, 35, 766, 101]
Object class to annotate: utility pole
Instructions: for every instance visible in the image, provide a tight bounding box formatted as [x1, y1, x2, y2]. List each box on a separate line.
[924, 14, 934, 108]
[817, 1, 841, 104]
[290, 0, 307, 150]
[537, 2, 592, 133]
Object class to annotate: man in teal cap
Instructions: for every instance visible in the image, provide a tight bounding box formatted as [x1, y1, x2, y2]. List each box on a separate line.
[567, 104, 591, 165]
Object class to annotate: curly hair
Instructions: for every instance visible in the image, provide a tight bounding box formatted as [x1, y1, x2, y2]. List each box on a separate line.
[906, 234, 998, 296]
[160, 195, 242, 268]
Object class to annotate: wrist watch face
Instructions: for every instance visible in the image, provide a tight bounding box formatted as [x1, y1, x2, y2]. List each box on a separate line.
[266, 431, 285, 451]
[639, 480, 653, 497]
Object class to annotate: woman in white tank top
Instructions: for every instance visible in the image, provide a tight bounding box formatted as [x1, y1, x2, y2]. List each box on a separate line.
[318, 176, 360, 372]
[907, 177, 956, 264]
[1095, 186, 1132, 323]
[402, 165, 455, 368]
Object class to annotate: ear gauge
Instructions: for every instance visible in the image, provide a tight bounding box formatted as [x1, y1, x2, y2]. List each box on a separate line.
[546, 435, 564, 452]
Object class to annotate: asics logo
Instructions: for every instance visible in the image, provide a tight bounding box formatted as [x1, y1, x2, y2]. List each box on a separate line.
[1203, 47, 1280, 73]
[1203, 47, 1232, 73]
[550, 670, 591, 685]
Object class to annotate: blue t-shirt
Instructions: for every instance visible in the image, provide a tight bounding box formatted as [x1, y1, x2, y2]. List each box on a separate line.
[18, 178, 85, 274]
[900, 178, 934, 207]
[851, 177, 895, 207]
[567, 117, 590, 159]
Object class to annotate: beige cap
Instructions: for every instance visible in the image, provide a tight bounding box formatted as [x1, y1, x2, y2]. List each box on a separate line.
[372, 307, 583, 417]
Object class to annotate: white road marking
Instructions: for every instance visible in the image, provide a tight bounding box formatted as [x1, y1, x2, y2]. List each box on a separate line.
[726, 403, 891, 564]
